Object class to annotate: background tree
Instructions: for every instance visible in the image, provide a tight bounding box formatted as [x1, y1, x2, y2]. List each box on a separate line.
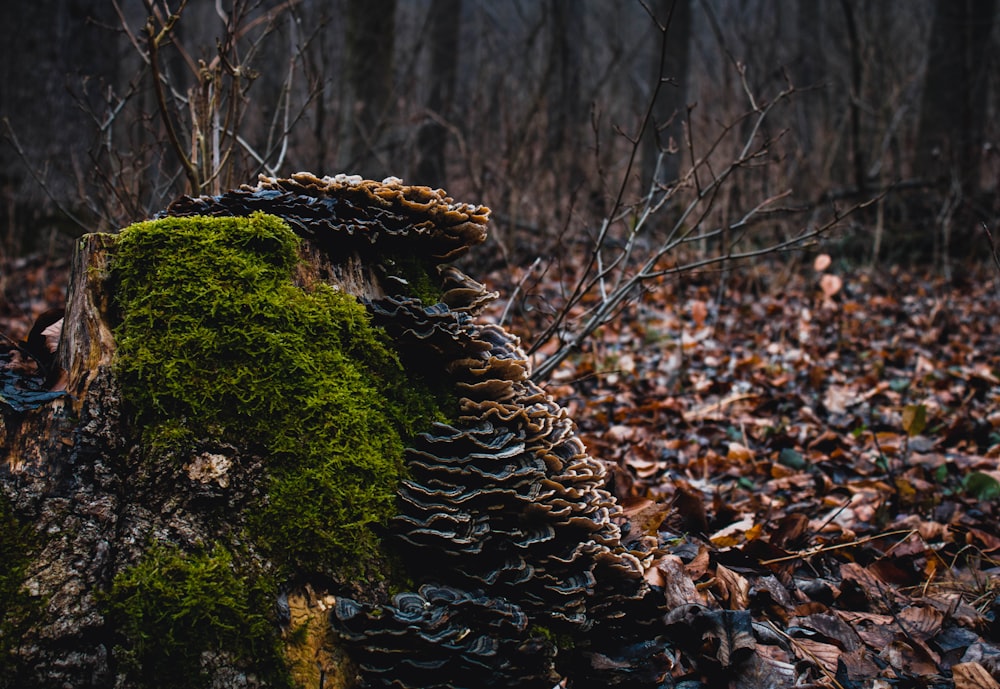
[0, 0, 118, 253]
[641, 0, 692, 191]
[343, 0, 397, 179]
[0, 0, 997, 268]
[413, 0, 462, 189]
[544, 0, 587, 200]
[916, 0, 996, 194]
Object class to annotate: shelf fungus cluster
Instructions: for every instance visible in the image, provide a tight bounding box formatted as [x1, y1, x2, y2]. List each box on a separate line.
[167, 173, 671, 688]
[164, 172, 489, 262]
[366, 294, 670, 688]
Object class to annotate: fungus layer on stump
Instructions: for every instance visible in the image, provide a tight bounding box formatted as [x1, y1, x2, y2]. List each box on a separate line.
[1, 172, 671, 689]
[165, 173, 672, 686]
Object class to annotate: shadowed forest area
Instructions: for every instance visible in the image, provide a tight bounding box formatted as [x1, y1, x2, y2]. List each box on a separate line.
[2, 1, 1000, 687]
[1, 0, 998, 267]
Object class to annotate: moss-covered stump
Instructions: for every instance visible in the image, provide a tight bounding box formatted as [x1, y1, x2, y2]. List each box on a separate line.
[0, 174, 675, 689]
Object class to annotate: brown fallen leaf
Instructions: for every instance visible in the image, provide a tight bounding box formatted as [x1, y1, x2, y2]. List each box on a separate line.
[727, 441, 755, 462]
[953, 662, 1000, 689]
[716, 563, 750, 610]
[622, 498, 671, 538]
[690, 299, 708, 328]
[789, 637, 842, 675]
[896, 603, 945, 641]
[646, 554, 703, 607]
[820, 273, 842, 299]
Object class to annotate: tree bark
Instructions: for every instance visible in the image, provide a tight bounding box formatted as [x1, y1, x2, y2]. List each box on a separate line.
[641, 0, 692, 191]
[916, 0, 997, 193]
[1, 230, 369, 689]
[343, 0, 397, 179]
[413, 0, 462, 189]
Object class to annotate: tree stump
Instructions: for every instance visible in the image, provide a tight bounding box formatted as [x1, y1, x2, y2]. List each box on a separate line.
[0, 174, 674, 689]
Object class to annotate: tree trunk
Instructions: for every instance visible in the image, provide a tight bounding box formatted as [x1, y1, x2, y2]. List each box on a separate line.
[2, 217, 379, 689]
[916, 0, 997, 193]
[413, 0, 462, 189]
[543, 0, 589, 207]
[641, 0, 692, 191]
[545, 0, 585, 158]
[839, 0, 866, 196]
[0, 0, 119, 253]
[343, 1, 397, 179]
[1, 173, 679, 689]
[794, 0, 825, 162]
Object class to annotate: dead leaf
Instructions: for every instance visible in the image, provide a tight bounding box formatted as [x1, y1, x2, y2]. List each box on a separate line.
[665, 605, 755, 667]
[902, 403, 927, 436]
[684, 545, 711, 580]
[789, 637, 842, 674]
[711, 514, 757, 547]
[881, 637, 940, 676]
[690, 299, 708, 328]
[953, 662, 1000, 689]
[647, 555, 703, 607]
[41, 318, 63, 353]
[716, 563, 750, 610]
[727, 441, 755, 462]
[728, 652, 797, 689]
[813, 253, 832, 272]
[820, 273, 842, 299]
[622, 498, 670, 537]
[896, 603, 945, 641]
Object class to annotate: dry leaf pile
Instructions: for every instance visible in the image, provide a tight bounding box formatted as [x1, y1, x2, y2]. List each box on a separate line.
[486, 255, 1000, 688]
[4, 249, 1000, 688]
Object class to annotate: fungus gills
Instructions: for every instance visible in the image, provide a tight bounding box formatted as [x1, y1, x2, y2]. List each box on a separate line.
[164, 172, 489, 262]
[368, 296, 670, 687]
[165, 173, 671, 688]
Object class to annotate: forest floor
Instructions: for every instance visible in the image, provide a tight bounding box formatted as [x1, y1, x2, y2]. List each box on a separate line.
[483, 254, 1000, 689]
[3, 248, 1000, 688]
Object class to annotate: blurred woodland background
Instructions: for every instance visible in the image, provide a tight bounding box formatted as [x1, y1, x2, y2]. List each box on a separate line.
[0, 0, 998, 276]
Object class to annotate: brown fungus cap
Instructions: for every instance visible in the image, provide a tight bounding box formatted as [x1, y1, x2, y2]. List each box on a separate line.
[164, 172, 489, 262]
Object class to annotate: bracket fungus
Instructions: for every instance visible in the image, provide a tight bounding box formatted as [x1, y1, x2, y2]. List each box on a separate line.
[159, 173, 671, 686]
[165, 172, 489, 262]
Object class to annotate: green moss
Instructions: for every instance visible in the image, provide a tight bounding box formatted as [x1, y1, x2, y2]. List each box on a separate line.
[104, 542, 291, 689]
[111, 212, 446, 577]
[108, 211, 453, 686]
[0, 493, 39, 683]
[379, 253, 443, 304]
[529, 624, 574, 651]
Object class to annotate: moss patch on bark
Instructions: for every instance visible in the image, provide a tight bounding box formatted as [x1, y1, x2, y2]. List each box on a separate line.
[103, 542, 291, 689]
[106, 211, 449, 686]
[111, 211, 443, 577]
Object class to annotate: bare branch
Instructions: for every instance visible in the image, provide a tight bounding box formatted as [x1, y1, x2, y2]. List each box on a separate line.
[530, 193, 878, 383]
[521, 48, 873, 384]
[145, 1, 201, 191]
[1, 119, 90, 232]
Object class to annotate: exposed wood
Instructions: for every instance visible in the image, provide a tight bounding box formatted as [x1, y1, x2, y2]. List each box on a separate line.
[58, 234, 118, 411]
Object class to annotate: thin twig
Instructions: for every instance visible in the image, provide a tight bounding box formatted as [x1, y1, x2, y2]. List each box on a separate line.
[1, 119, 91, 232]
[537, 0, 679, 357]
[145, 1, 200, 191]
[530, 192, 878, 382]
[758, 529, 916, 565]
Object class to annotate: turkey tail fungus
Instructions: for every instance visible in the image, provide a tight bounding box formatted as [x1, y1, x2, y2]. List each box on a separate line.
[0, 173, 673, 689]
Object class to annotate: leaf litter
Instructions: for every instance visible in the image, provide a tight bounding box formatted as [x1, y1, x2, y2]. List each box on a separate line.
[4, 250, 1000, 687]
[486, 256, 1000, 688]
